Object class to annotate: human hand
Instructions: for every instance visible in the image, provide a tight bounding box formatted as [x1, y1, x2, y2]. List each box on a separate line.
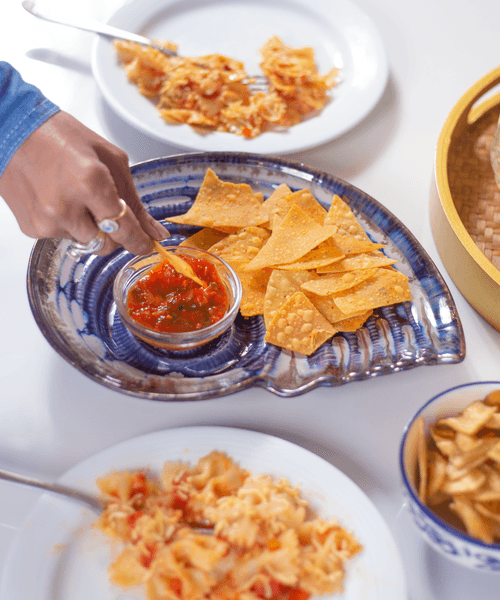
[0, 110, 169, 256]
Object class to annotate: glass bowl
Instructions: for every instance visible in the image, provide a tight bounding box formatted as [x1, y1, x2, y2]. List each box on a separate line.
[113, 246, 242, 351]
[400, 381, 500, 572]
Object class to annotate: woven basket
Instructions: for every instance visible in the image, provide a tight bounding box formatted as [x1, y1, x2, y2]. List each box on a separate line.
[433, 66, 500, 331]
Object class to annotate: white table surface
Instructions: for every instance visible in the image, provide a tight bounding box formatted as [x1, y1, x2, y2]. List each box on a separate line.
[1, 0, 500, 598]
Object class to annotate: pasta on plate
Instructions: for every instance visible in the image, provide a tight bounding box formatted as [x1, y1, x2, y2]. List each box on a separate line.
[94, 451, 361, 600]
[114, 36, 340, 138]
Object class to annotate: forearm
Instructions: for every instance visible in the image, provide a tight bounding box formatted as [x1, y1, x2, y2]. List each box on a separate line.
[0, 61, 60, 178]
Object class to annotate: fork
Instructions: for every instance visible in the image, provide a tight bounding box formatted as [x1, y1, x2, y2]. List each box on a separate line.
[22, 1, 175, 56]
[22, 1, 269, 91]
[0, 465, 214, 533]
[0, 467, 103, 513]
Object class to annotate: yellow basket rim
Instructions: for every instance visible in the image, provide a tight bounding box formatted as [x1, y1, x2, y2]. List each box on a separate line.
[435, 66, 500, 285]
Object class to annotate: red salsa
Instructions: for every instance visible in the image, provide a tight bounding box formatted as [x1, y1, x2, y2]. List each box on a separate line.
[127, 254, 228, 333]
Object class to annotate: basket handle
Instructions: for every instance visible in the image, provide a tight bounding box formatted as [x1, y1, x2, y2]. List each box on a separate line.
[453, 66, 500, 130]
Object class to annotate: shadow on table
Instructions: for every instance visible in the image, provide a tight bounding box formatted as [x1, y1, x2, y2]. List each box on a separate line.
[97, 97, 184, 164]
[25, 48, 92, 77]
[396, 506, 500, 600]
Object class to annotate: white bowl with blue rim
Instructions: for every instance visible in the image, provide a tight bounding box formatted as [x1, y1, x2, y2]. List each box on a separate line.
[400, 381, 500, 572]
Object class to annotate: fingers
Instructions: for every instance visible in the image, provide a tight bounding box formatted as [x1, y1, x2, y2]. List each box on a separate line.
[93, 198, 154, 256]
[141, 211, 171, 241]
[94, 142, 170, 243]
[64, 153, 160, 256]
[0, 109, 170, 256]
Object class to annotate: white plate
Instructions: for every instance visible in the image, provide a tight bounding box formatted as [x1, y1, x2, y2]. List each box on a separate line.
[91, 0, 388, 154]
[1, 427, 406, 600]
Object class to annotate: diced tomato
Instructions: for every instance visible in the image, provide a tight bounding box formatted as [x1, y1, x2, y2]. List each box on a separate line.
[171, 491, 189, 510]
[130, 473, 148, 497]
[267, 538, 281, 551]
[252, 581, 310, 600]
[126, 511, 143, 527]
[287, 589, 310, 600]
[251, 579, 284, 599]
[140, 544, 156, 568]
[169, 577, 182, 596]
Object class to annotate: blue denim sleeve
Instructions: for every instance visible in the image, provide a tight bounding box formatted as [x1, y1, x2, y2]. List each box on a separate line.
[0, 61, 60, 178]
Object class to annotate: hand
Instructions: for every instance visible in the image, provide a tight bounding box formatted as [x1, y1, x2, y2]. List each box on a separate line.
[0, 110, 169, 255]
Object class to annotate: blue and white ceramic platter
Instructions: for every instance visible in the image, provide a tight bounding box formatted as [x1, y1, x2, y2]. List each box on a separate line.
[27, 152, 465, 401]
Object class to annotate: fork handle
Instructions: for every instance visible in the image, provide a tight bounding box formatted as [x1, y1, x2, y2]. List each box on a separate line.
[0, 467, 102, 512]
[22, 0, 172, 54]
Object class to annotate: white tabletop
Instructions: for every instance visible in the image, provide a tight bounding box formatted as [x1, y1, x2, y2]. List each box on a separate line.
[1, 0, 500, 598]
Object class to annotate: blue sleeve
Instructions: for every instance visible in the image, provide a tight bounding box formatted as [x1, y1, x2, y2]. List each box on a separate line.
[0, 61, 60, 178]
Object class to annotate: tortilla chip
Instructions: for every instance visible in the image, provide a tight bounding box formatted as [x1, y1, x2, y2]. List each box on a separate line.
[478, 465, 500, 496]
[454, 432, 483, 453]
[450, 496, 495, 544]
[209, 226, 270, 264]
[264, 291, 337, 355]
[430, 429, 457, 457]
[316, 250, 397, 274]
[486, 413, 500, 429]
[427, 451, 447, 499]
[449, 437, 498, 470]
[264, 187, 327, 229]
[416, 416, 428, 503]
[179, 228, 229, 250]
[300, 268, 378, 296]
[212, 226, 240, 234]
[442, 470, 487, 495]
[275, 240, 344, 271]
[329, 233, 385, 256]
[245, 204, 338, 271]
[152, 241, 205, 287]
[474, 502, 500, 525]
[166, 169, 267, 228]
[332, 268, 412, 314]
[231, 264, 272, 317]
[260, 183, 292, 226]
[486, 391, 500, 406]
[263, 269, 319, 327]
[311, 296, 363, 324]
[324, 195, 372, 241]
[438, 401, 498, 436]
[333, 310, 373, 332]
[487, 441, 500, 464]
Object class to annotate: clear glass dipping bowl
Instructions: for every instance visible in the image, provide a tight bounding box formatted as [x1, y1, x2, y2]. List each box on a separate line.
[113, 246, 242, 351]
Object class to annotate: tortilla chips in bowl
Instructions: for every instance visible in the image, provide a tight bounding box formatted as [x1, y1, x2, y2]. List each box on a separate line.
[400, 381, 500, 571]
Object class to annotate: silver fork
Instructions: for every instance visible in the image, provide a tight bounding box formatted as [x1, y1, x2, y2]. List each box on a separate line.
[0, 466, 215, 533]
[0, 467, 103, 513]
[22, 1, 269, 91]
[22, 1, 174, 56]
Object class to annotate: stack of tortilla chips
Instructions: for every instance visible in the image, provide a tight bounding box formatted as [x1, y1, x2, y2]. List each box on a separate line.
[167, 169, 412, 355]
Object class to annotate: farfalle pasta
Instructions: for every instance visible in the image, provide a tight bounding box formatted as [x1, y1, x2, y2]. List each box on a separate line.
[94, 451, 361, 600]
[114, 36, 340, 138]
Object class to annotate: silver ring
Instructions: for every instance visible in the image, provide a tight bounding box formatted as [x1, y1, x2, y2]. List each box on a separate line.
[67, 231, 106, 259]
[97, 199, 127, 234]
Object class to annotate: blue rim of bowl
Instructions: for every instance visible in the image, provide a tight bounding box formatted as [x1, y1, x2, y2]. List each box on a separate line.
[113, 246, 242, 347]
[399, 381, 500, 551]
